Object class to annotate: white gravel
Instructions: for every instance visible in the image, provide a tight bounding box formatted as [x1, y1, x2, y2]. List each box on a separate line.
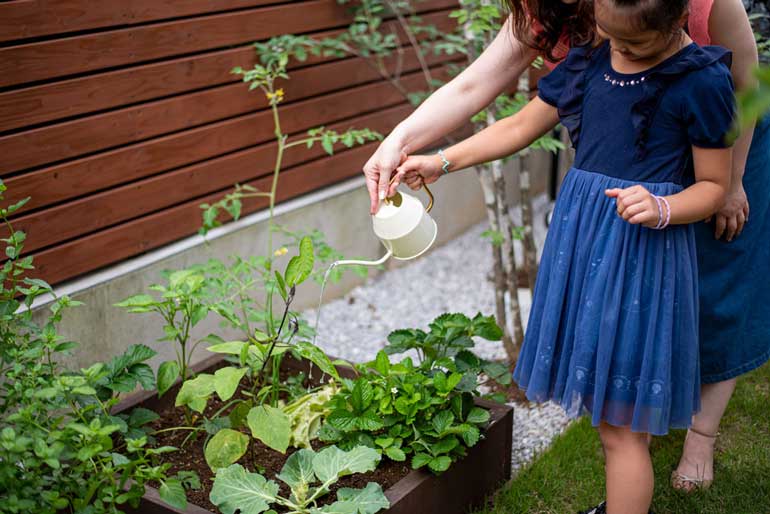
[303, 195, 571, 474]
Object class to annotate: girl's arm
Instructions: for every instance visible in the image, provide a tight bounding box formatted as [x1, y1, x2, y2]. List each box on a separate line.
[709, 0, 758, 240]
[607, 146, 732, 227]
[363, 17, 539, 212]
[396, 97, 559, 185]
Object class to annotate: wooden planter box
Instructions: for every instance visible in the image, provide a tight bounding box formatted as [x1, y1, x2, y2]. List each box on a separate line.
[116, 354, 514, 514]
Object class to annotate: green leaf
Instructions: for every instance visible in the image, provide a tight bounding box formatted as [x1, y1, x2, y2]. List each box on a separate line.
[205, 429, 250, 471]
[481, 360, 512, 385]
[214, 366, 248, 401]
[159, 479, 187, 510]
[293, 342, 339, 380]
[428, 456, 452, 473]
[175, 374, 216, 413]
[335, 482, 390, 514]
[209, 464, 279, 514]
[208, 341, 248, 355]
[472, 313, 503, 340]
[411, 453, 432, 469]
[350, 380, 373, 412]
[373, 351, 390, 376]
[313, 446, 381, 484]
[327, 409, 358, 432]
[284, 236, 314, 287]
[114, 294, 157, 311]
[157, 360, 180, 397]
[276, 448, 316, 498]
[247, 405, 291, 453]
[460, 424, 480, 446]
[431, 410, 454, 435]
[128, 407, 160, 427]
[384, 447, 406, 462]
[274, 271, 288, 302]
[466, 407, 490, 425]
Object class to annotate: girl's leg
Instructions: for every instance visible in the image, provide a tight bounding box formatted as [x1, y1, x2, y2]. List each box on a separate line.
[598, 422, 653, 514]
[673, 378, 737, 489]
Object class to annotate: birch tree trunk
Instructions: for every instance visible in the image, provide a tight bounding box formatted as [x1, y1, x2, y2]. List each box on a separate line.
[517, 71, 539, 295]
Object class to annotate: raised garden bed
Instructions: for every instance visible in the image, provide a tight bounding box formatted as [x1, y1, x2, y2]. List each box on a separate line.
[116, 354, 514, 514]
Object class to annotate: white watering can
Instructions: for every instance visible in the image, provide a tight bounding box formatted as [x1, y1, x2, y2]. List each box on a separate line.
[372, 184, 437, 260]
[333, 183, 437, 267]
[311, 182, 437, 345]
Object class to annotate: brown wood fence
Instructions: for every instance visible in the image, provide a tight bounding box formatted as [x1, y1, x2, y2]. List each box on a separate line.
[0, 0, 461, 285]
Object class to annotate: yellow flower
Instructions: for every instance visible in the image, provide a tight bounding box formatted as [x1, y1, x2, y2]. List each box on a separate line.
[274, 247, 288, 257]
[266, 88, 285, 104]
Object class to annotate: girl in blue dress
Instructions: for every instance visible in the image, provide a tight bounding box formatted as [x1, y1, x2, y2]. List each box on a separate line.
[396, 0, 735, 512]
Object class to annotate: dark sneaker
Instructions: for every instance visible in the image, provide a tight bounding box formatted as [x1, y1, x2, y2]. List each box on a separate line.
[578, 502, 606, 514]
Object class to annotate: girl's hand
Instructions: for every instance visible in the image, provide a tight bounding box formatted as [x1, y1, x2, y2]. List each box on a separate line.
[707, 183, 749, 242]
[605, 185, 662, 228]
[395, 154, 445, 191]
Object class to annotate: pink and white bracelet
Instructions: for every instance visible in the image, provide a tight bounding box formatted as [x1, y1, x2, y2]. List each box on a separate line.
[653, 195, 671, 230]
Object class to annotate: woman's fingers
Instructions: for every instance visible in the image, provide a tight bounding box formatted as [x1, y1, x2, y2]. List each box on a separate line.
[713, 214, 727, 240]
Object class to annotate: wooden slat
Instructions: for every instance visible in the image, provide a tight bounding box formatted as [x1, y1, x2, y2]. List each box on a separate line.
[0, 55, 457, 176]
[0, 0, 280, 43]
[30, 143, 379, 285]
[2, 59, 458, 212]
[0, 11, 456, 132]
[12, 105, 412, 254]
[0, 0, 455, 88]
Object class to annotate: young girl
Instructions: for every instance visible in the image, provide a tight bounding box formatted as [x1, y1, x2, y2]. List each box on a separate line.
[395, 0, 735, 512]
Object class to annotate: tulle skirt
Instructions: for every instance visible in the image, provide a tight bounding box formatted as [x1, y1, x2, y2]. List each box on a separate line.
[513, 167, 700, 435]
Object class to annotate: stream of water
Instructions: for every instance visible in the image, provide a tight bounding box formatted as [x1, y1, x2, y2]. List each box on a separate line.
[311, 250, 393, 347]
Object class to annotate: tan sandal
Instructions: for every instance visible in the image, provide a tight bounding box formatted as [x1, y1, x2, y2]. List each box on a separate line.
[671, 427, 718, 492]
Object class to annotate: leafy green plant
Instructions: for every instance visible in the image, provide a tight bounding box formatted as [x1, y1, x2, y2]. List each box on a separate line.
[0, 180, 199, 513]
[209, 445, 389, 514]
[319, 313, 507, 474]
[115, 268, 216, 428]
[171, 238, 345, 473]
[321, 352, 491, 474]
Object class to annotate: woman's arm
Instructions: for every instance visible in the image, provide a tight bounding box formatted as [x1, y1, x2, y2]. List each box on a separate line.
[396, 97, 559, 185]
[708, 0, 759, 240]
[363, 17, 539, 213]
[607, 146, 732, 227]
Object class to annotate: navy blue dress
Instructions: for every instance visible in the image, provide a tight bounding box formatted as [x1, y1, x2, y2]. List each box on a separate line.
[513, 41, 735, 435]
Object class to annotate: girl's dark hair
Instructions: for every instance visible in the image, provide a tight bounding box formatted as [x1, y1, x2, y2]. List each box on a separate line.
[503, 1, 595, 62]
[609, 0, 689, 34]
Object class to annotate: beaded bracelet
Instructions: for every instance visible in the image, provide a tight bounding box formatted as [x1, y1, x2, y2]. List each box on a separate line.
[652, 195, 671, 230]
[660, 196, 671, 229]
[653, 196, 664, 229]
[437, 149, 451, 175]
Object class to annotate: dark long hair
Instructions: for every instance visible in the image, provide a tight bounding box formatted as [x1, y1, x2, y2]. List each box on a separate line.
[503, 0, 595, 62]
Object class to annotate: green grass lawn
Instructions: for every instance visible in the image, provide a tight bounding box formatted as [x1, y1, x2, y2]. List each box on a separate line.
[479, 362, 770, 514]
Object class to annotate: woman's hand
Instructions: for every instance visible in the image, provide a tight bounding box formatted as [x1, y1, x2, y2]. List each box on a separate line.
[605, 185, 663, 228]
[395, 154, 445, 190]
[363, 136, 408, 214]
[709, 183, 749, 241]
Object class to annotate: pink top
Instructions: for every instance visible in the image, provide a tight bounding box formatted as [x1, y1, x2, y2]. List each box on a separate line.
[541, 0, 715, 70]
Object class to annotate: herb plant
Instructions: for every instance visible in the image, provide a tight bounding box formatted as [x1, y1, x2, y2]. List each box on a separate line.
[320, 313, 508, 474]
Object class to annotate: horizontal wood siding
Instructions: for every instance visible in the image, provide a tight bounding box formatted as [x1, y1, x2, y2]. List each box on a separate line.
[0, 0, 461, 285]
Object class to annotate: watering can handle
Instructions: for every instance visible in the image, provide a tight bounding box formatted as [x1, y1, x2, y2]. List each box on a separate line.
[388, 174, 434, 213]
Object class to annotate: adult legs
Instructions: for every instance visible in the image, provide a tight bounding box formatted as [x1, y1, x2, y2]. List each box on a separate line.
[673, 378, 737, 490]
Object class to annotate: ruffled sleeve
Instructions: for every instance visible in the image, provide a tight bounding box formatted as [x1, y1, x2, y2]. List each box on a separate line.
[537, 43, 603, 147]
[537, 61, 569, 107]
[683, 64, 735, 148]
